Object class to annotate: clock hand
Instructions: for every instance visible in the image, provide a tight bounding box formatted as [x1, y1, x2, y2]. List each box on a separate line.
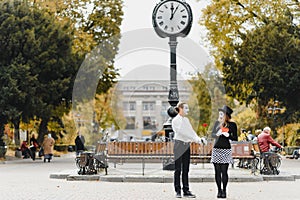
[170, 3, 174, 20]
[170, 4, 179, 20]
[173, 5, 179, 16]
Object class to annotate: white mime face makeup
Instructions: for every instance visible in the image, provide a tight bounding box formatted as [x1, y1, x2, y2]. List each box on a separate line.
[218, 111, 225, 122]
[183, 104, 189, 115]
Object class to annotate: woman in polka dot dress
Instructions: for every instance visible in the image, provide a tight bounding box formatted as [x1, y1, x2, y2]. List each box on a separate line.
[211, 105, 238, 198]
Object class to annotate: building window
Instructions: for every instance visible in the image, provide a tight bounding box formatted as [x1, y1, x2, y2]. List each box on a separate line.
[162, 86, 168, 91]
[149, 86, 155, 90]
[143, 116, 156, 130]
[143, 102, 155, 111]
[125, 117, 135, 130]
[123, 102, 136, 111]
[129, 102, 136, 110]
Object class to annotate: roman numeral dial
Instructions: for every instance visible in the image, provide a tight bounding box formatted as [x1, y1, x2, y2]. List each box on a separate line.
[153, 0, 192, 36]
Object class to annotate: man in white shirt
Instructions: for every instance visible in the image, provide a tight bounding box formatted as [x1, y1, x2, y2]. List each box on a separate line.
[172, 102, 206, 198]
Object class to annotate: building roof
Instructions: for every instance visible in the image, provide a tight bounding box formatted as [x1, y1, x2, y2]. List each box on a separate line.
[119, 65, 186, 81]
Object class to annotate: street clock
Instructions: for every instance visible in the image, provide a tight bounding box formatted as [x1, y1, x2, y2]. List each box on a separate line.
[152, 0, 193, 38]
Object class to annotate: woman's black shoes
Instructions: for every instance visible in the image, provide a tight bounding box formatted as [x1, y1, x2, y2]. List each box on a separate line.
[217, 190, 226, 198]
[217, 190, 222, 198]
[221, 190, 227, 198]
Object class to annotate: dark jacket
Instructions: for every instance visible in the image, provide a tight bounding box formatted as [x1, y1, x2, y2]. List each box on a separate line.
[211, 121, 238, 149]
[75, 135, 85, 151]
[30, 137, 38, 150]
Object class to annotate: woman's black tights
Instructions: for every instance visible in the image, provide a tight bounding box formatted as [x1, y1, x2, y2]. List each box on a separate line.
[213, 163, 229, 191]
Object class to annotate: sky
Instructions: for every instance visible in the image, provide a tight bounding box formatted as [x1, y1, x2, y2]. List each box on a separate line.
[120, 0, 210, 44]
[116, 0, 212, 80]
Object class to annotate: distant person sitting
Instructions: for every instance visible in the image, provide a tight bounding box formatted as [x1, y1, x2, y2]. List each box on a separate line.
[257, 127, 282, 153]
[20, 140, 33, 160]
[238, 129, 248, 141]
[247, 131, 257, 142]
[292, 149, 299, 159]
[75, 131, 85, 155]
[29, 134, 39, 161]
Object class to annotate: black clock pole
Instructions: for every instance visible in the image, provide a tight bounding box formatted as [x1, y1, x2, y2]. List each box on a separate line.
[169, 36, 179, 107]
[163, 36, 179, 143]
[162, 36, 179, 171]
[152, 0, 193, 170]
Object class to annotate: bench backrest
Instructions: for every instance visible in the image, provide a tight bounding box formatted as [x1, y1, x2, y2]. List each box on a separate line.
[96, 141, 213, 156]
[96, 141, 254, 158]
[96, 142, 106, 153]
[190, 142, 213, 155]
[105, 142, 174, 155]
[231, 141, 253, 157]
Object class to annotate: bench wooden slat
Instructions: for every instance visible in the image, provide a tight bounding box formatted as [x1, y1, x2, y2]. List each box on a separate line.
[97, 141, 255, 163]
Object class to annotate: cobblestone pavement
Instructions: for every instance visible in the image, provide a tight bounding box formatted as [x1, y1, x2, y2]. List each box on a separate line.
[1, 154, 299, 200]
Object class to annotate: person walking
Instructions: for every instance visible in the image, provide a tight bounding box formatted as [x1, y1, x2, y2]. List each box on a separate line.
[42, 133, 55, 162]
[29, 133, 39, 161]
[172, 102, 206, 198]
[75, 131, 85, 156]
[211, 105, 238, 198]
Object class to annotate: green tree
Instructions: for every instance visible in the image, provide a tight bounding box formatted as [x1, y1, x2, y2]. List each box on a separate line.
[222, 18, 300, 123]
[31, 0, 123, 136]
[188, 64, 227, 136]
[201, 0, 293, 69]
[0, 1, 76, 144]
[201, 0, 300, 125]
[31, 0, 123, 94]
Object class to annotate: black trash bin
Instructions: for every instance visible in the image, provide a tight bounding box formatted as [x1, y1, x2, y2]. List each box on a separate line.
[0, 141, 7, 158]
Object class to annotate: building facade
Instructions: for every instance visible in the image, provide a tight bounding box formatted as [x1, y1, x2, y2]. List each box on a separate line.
[116, 79, 191, 140]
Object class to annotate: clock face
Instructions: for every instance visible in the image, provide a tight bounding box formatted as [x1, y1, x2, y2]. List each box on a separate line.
[154, 0, 190, 35]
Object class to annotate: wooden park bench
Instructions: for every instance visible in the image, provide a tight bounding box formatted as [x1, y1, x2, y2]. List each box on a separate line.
[232, 141, 257, 170]
[102, 141, 175, 175]
[95, 141, 255, 175]
[231, 141, 255, 159]
[191, 141, 255, 168]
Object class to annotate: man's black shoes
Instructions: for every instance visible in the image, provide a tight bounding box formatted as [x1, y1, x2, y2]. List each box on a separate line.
[183, 191, 196, 198]
[175, 192, 182, 198]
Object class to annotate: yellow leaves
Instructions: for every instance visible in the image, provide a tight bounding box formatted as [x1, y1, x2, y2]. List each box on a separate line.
[200, 0, 292, 70]
[72, 29, 96, 57]
[276, 123, 300, 146]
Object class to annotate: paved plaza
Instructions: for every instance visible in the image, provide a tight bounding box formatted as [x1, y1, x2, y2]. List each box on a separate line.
[0, 153, 299, 200]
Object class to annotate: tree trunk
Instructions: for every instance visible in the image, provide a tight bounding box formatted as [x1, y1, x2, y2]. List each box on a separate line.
[0, 115, 8, 158]
[12, 118, 21, 146]
[37, 118, 49, 144]
[0, 120, 6, 158]
[0, 122, 5, 146]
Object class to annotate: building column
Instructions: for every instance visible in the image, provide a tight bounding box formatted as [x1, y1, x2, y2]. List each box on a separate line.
[136, 100, 143, 138]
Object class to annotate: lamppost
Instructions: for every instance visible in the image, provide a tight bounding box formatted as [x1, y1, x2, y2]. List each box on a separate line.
[267, 100, 284, 146]
[152, 0, 193, 141]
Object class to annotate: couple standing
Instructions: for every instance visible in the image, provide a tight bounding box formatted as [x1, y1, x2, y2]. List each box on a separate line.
[172, 102, 237, 198]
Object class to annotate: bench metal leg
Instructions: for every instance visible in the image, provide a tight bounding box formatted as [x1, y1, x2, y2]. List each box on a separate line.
[142, 158, 145, 176]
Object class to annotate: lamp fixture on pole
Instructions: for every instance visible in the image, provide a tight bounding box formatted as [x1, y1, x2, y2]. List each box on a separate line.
[267, 100, 285, 146]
